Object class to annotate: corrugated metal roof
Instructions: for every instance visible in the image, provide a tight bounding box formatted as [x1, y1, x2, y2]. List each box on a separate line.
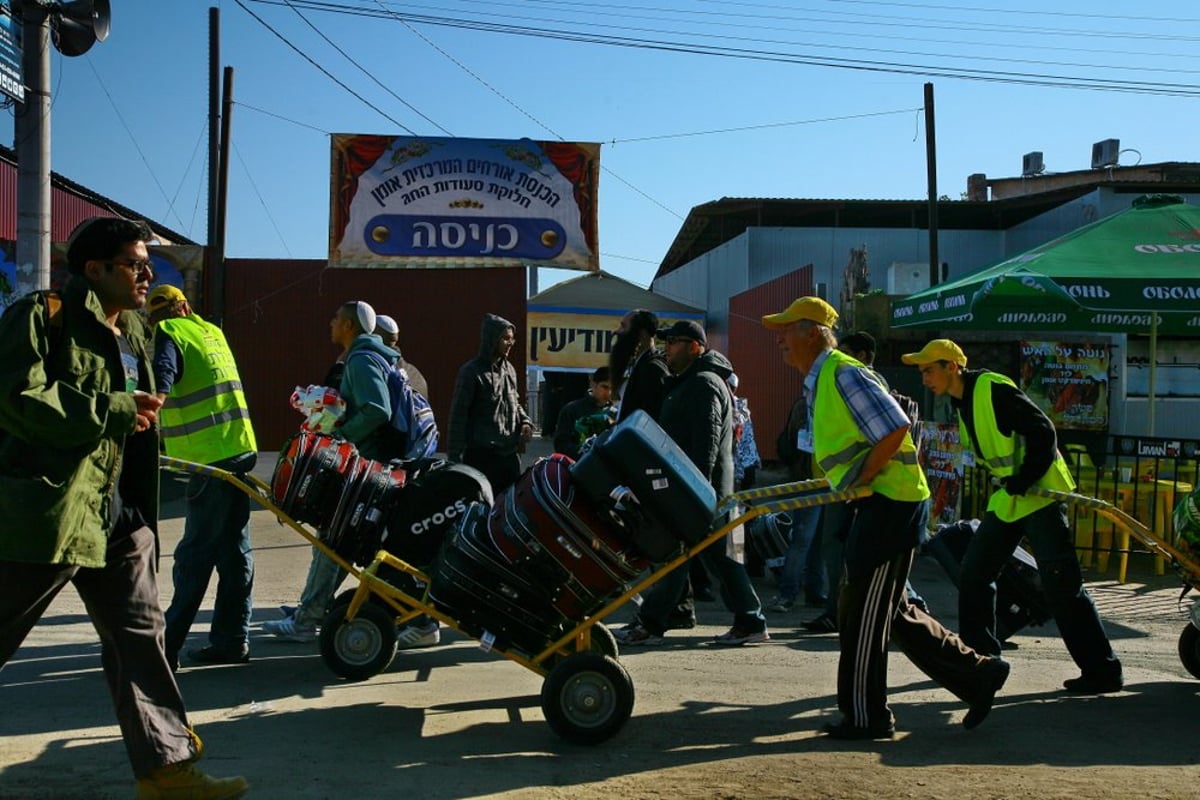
[0, 142, 197, 245]
[656, 178, 1200, 279]
[529, 269, 702, 314]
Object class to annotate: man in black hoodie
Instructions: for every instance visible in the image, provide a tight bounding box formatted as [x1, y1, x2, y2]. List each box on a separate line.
[613, 321, 769, 647]
[447, 313, 533, 494]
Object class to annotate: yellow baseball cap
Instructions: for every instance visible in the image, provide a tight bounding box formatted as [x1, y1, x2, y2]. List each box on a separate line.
[147, 284, 186, 313]
[762, 296, 838, 330]
[901, 339, 967, 367]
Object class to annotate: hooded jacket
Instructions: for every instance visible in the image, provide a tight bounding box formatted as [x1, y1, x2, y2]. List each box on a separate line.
[0, 278, 159, 567]
[447, 313, 531, 460]
[657, 348, 736, 498]
[340, 332, 403, 461]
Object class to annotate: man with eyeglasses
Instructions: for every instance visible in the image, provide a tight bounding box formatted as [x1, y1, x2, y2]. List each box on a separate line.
[147, 284, 258, 671]
[0, 217, 248, 798]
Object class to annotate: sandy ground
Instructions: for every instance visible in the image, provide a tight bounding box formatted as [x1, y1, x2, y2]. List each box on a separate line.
[2, 446, 1198, 799]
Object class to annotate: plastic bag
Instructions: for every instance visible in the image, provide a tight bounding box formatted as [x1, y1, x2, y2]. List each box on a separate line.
[290, 384, 346, 433]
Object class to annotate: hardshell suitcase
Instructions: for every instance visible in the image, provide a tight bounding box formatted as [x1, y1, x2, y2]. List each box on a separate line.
[271, 432, 359, 530]
[924, 519, 1052, 641]
[323, 458, 408, 567]
[429, 502, 568, 656]
[570, 410, 717, 559]
[379, 461, 493, 570]
[486, 456, 648, 620]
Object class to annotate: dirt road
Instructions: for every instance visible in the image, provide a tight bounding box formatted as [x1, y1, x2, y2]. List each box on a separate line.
[2, 450, 1198, 799]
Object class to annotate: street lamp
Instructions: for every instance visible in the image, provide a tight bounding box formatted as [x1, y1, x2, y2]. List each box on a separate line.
[12, 0, 109, 295]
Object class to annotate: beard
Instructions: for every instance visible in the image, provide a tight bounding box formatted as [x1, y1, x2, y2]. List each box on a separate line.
[608, 329, 641, 394]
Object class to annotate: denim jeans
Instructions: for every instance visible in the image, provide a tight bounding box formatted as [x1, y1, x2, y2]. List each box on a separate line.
[295, 549, 346, 627]
[638, 546, 765, 635]
[164, 451, 256, 659]
[776, 505, 827, 602]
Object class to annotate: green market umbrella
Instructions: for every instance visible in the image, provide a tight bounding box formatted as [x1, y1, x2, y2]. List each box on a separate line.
[891, 194, 1200, 433]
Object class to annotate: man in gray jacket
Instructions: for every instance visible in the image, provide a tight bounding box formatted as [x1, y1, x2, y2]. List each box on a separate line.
[447, 313, 533, 494]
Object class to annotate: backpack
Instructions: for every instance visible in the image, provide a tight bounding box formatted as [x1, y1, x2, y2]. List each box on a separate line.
[349, 350, 439, 460]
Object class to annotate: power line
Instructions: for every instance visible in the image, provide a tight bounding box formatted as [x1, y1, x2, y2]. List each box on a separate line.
[612, 107, 922, 144]
[234, 101, 330, 134]
[254, 1, 1200, 95]
[232, 0, 420, 133]
[83, 55, 190, 231]
[231, 141, 294, 257]
[282, 0, 453, 134]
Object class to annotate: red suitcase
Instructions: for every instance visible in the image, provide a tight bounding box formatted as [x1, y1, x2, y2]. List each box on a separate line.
[271, 432, 359, 530]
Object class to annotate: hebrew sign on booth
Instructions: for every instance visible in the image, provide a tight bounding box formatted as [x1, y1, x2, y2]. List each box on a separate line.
[329, 135, 600, 271]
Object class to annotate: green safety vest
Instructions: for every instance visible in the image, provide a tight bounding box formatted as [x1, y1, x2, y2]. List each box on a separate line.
[960, 372, 1075, 522]
[158, 314, 257, 464]
[813, 349, 929, 502]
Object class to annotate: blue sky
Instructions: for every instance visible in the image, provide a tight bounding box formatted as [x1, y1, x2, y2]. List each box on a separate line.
[11, 0, 1199, 291]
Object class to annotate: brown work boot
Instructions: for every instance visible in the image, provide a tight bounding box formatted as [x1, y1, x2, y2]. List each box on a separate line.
[135, 761, 248, 799]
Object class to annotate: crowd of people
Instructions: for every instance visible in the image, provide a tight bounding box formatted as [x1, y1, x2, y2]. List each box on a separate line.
[0, 217, 1127, 794]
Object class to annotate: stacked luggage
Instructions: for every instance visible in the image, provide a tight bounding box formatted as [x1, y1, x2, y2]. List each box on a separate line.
[270, 431, 492, 570]
[429, 411, 721, 656]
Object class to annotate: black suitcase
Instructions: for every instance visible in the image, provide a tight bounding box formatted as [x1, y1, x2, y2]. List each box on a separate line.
[924, 519, 1052, 641]
[570, 410, 717, 559]
[323, 457, 407, 567]
[744, 511, 793, 573]
[429, 502, 568, 656]
[379, 461, 493, 570]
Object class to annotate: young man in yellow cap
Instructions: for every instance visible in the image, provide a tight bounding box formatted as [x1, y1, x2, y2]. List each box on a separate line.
[763, 298, 1008, 738]
[902, 338, 1123, 693]
[147, 284, 258, 670]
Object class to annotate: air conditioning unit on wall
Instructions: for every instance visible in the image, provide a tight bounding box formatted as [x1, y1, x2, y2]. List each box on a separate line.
[1091, 138, 1120, 169]
[1022, 151, 1044, 177]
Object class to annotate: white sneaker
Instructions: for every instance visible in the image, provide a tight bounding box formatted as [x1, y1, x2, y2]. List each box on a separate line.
[396, 621, 440, 649]
[261, 616, 317, 643]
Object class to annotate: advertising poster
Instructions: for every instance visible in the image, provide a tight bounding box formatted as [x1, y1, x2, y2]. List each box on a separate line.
[329, 135, 599, 271]
[1018, 340, 1110, 430]
[920, 422, 965, 528]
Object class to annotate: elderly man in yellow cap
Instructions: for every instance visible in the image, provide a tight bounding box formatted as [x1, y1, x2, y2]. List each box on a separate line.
[148, 284, 258, 671]
[903, 338, 1123, 694]
[763, 298, 1008, 739]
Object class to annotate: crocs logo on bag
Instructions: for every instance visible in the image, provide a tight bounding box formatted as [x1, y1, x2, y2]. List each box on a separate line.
[409, 498, 469, 535]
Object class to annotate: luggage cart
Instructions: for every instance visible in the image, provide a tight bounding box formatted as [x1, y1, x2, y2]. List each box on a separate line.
[1026, 485, 1200, 680]
[162, 456, 867, 743]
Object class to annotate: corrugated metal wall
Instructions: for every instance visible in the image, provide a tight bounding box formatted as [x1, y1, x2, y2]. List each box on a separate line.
[728, 266, 814, 463]
[221, 259, 528, 450]
[0, 159, 143, 241]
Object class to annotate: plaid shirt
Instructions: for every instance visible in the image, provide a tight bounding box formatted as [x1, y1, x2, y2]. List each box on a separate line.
[804, 349, 910, 446]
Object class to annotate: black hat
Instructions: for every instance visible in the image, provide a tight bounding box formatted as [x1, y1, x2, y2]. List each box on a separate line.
[657, 320, 706, 345]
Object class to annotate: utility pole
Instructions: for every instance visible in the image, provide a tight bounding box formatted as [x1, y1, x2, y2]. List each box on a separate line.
[924, 82, 940, 288]
[14, 3, 50, 294]
[12, 0, 109, 294]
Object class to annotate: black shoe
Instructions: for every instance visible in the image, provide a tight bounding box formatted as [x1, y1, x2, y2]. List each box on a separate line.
[1062, 673, 1123, 694]
[821, 720, 895, 740]
[187, 645, 250, 665]
[802, 613, 838, 633]
[665, 612, 697, 630]
[963, 657, 1010, 730]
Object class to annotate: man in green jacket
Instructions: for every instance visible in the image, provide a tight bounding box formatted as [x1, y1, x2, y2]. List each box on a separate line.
[0, 217, 247, 798]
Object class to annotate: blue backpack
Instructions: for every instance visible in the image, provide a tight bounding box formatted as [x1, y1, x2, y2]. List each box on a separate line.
[350, 351, 440, 460]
